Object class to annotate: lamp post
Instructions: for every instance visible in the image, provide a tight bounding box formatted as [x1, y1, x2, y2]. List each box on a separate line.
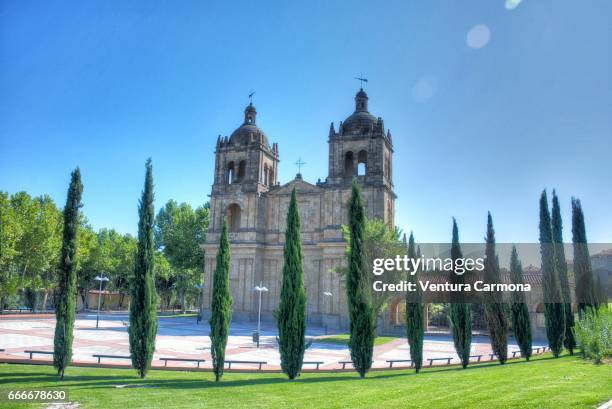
[94, 275, 109, 329]
[253, 281, 268, 347]
[323, 291, 333, 335]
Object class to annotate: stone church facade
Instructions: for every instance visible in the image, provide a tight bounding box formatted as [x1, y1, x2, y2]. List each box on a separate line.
[201, 88, 395, 329]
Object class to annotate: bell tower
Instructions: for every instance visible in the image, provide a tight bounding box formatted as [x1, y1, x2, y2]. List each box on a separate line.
[325, 88, 395, 224]
[209, 103, 279, 235]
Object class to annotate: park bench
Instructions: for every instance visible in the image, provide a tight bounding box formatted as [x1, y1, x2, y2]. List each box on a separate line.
[428, 357, 452, 366]
[385, 359, 413, 368]
[93, 354, 131, 364]
[339, 360, 352, 369]
[225, 360, 267, 370]
[469, 355, 483, 362]
[303, 361, 325, 370]
[339, 360, 374, 369]
[159, 357, 206, 368]
[24, 350, 53, 359]
[511, 350, 522, 358]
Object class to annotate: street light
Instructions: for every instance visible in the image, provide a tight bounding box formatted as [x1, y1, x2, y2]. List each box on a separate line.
[94, 275, 109, 329]
[323, 291, 333, 335]
[253, 281, 268, 348]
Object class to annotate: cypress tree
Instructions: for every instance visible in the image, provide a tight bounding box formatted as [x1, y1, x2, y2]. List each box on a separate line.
[448, 218, 472, 368]
[509, 246, 532, 360]
[209, 218, 233, 381]
[346, 179, 376, 378]
[277, 188, 307, 380]
[571, 198, 599, 315]
[539, 190, 565, 357]
[551, 191, 576, 355]
[405, 232, 424, 372]
[483, 213, 509, 364]
[129, 159, 158, 378]
[53, 168, 83, 380]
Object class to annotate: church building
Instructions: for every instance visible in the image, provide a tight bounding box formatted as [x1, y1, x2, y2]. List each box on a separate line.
[201, 88, 396, 329]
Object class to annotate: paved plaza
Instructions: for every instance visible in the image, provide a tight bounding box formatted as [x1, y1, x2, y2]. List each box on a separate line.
[0, 314, 545, 371]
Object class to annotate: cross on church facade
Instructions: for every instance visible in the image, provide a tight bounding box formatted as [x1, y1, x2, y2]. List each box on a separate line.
[294, 157, 306, 174]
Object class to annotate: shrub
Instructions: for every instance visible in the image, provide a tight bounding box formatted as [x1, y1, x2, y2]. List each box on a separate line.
[574, 306, 611, 364]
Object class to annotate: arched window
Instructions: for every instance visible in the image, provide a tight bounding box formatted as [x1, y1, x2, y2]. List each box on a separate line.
[263, 164, 269, 185]
[344, 152, 354, 178]
[237, 160, 246, 182]
[227, 162, 235, 184]
[227, 204, 241, 232]
[357, 150, 367, 176]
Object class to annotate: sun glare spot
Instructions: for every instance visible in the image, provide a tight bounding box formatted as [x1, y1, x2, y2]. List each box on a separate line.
[466, 24, 491, 49]
[505, 0, 524, 10]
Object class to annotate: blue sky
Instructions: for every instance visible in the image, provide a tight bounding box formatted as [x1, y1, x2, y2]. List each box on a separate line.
[1, 0, 610, 243]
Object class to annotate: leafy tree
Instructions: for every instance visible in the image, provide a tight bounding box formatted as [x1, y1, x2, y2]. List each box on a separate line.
[10, 193, 62, 311]
[36, 196, 63, 311]
[155, 200, 209, 312]
[209, 219, 232, 382]
[84, 229, 137, 309]
[129, 159, 158, 378]
[539, 190, 565, 357]
[405, 232, 424, 372]
[277, 188, 307, 380]
[53, 168, 83, 380]
[551, 191, 576, 355]
[483, 213, 509, 364]
[448, 218, 472, 368]
[346, 179, 376, 378]
[75, 221, 98, 310]
[111, 233, 137, 308]
[154, 252, 174, 309]
[571, 198, 599, 315]
[0, 192, 20, 312]
[509, 246, 532, 360]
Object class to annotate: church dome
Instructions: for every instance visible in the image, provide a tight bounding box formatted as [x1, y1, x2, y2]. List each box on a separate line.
[342, 111, 379, 135]
[228, 103, 269, 147]
[341, 89, 380, 136]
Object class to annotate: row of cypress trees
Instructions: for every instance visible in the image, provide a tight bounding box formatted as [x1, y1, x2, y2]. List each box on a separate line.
[210, 187, 309, 381]
[539, 189, 601, 358]
[210, 180, 378, 381]
[52, 171, 600, 380]
[53, 160, 160, 379]
[444, 189, 601, 369]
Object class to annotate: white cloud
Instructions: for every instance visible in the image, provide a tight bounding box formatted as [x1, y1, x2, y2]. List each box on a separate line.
[466, 24, 491, 49]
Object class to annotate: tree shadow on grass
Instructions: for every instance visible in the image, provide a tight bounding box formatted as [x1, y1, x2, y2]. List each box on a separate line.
[1, 354, 572, 391]
[1, 371, 413, 390]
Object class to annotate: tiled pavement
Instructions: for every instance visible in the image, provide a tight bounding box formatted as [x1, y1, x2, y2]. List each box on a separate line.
[0, 314, 545, 371]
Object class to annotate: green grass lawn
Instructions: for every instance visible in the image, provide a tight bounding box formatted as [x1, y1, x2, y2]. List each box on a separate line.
[0, 354, 610, 409]
[316, 333, 397, 346]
